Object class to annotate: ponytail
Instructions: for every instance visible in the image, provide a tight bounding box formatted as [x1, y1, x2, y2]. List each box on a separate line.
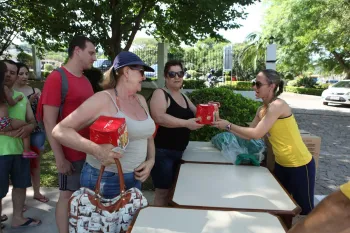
[276, 80, 284, 97]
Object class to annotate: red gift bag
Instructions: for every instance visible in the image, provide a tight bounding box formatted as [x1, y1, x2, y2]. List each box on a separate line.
[90, 116, 129, 153]
[196, 102, 220, 125]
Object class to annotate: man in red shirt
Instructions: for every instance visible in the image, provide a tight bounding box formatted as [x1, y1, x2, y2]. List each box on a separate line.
[38, 35, 96, 233]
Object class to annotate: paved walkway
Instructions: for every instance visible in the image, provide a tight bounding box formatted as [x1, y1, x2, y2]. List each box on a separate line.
[279, 92, 350, 195]
[1, 187, 154, 233]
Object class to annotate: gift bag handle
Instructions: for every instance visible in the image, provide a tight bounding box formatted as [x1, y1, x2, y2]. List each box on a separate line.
[94, 158, 126, 196]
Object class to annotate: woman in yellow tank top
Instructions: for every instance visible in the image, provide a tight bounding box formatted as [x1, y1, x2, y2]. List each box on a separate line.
[213, 69, 316, 215]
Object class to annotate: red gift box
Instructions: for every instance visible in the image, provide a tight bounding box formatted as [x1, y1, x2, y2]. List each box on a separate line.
[196, 102, 220, 125]
[90, 116, 129, 153]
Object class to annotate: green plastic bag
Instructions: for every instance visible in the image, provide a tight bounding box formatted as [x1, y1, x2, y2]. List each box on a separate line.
[211, 132, 266, 164]
[235, 153, 260, 166]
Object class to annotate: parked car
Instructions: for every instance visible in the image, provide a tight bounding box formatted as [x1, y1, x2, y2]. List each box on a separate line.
[93, 59, 112, 71]
[321, 80, 350, 105]
[144, 64, 158, 79]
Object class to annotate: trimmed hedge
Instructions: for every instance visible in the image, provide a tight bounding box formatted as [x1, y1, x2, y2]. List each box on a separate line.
[284, 86, 325, 96]
[188, 87, 261, 141]
[220, 81, 253, 91]
[183, 79, 206, 89]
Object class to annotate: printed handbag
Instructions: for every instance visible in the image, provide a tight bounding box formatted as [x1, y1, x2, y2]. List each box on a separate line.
[68, 159, 148, 233]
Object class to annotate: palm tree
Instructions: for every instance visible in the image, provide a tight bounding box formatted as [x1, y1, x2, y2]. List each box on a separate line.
[238, 32, 267, 73]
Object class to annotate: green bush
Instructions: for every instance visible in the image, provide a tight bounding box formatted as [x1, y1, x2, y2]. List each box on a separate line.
[187, 70, 198, 78]
[41, 71, 51, 79]
[44, 64, 54, 72]
[183, 79, 206, 89]
[144, 77, 157, 82]
[188, 87, 261, 141]
[221, 81, 253, 90]
[287, 80, 298, 87]
[296, 76, 316, 88]
[29, 71, 37, 80]
[285, 86, 325, 96]
[316, 83, 330, 89]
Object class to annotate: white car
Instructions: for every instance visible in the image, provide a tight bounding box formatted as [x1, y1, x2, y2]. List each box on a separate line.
[321, 80, 350, 105]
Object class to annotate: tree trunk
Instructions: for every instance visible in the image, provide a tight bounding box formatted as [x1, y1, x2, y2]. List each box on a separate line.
[345, 72, 350, 80]
[107, 0, 123, 60]
[332, 51, 350, 79]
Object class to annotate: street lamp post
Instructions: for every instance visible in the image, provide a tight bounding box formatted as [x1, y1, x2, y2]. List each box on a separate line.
[266, 36, 277, 70]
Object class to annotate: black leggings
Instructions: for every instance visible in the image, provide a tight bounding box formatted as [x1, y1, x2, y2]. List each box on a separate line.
[274, 158, 316, 215]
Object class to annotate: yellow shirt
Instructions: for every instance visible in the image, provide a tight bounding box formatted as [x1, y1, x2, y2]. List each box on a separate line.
[340, 182, 350, 199]
[268, 115, 312, 167]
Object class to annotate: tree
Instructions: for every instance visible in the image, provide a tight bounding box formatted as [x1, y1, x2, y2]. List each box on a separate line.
[17, 52, 34, 68]
[16, 0, 257, 59]
[263, 0, 350, 79]
[0, 0, 27, 57]
[238, 32, 266, 72]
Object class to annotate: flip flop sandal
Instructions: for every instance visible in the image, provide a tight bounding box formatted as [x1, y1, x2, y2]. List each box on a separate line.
[1, 215, 7, 222]
[11, 218, 42, 229]
[34, 196, 49, 203]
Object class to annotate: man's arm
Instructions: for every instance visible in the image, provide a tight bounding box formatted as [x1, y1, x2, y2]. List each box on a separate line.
[288, 190, 350, 233]
[43, 105, 73, 175]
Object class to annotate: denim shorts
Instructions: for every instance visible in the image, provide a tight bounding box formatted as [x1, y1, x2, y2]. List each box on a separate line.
[30, 132, 46, 151]
[0, 155, 31, 198]
[80, 162, 141, 199]
[151, 148, 184, 189]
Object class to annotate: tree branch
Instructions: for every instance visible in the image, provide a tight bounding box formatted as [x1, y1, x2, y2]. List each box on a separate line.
[331, 51, 350, 73]
[123, 7, 147, 51]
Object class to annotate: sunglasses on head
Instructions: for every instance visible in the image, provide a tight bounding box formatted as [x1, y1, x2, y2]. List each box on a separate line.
[129, 66, 145, 76]
[168, 71, 185, 78]
[252, 81, 269, 89]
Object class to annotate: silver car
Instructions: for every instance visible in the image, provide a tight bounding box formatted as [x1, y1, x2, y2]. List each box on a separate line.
[321, 80, 350, 105]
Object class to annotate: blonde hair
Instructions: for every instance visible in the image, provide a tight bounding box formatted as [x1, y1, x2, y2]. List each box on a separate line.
[100, 67, 124, 89]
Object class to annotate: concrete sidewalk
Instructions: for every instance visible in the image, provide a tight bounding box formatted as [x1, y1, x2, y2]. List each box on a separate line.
[2, 187, 326, 232]
[2, 187, 154, 233]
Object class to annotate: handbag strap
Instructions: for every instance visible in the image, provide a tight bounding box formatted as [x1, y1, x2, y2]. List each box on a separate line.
[95, 158, 126, 196]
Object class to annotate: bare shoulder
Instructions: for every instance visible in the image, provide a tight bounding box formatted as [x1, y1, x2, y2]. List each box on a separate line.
[136, 93, 147, 105]
[151, 88, 167, 100]
[269, 98, 288, 108]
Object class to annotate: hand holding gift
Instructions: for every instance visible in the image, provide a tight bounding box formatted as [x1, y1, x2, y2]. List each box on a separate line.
[196, 102, 220, 124]
[90, 116, 129, 166]
[95, 144, 123, 166]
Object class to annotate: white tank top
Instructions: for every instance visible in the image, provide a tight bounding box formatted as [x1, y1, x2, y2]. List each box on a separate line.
[86, 91, 155, 173]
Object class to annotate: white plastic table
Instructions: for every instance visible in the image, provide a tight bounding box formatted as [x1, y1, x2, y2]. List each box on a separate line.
[182, 141, 231, 164]
[129, 207, 287, 233]
[170, 163, 301, 228]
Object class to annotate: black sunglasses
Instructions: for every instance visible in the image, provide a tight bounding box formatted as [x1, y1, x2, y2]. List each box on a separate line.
[168, 71, 185, 78]
[252, 81, 269, 89]
[129, 66, 145, 77]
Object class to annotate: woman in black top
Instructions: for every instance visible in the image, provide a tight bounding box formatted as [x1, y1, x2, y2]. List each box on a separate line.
[150, 60, 203, 206]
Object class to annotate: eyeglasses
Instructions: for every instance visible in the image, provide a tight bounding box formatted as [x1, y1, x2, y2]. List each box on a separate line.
[252, 81, 269, 89]
[129, 66, 145, 77]
[168, 71, 185, 78]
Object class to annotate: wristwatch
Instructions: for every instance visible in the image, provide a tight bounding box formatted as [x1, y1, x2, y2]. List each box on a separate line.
[225, 123, 232, 131]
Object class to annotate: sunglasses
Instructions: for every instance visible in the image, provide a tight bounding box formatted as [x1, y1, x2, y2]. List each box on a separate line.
[252, 81, 269, 89]
[168, 71, 185, 78]
[129, 66, 145, 77]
